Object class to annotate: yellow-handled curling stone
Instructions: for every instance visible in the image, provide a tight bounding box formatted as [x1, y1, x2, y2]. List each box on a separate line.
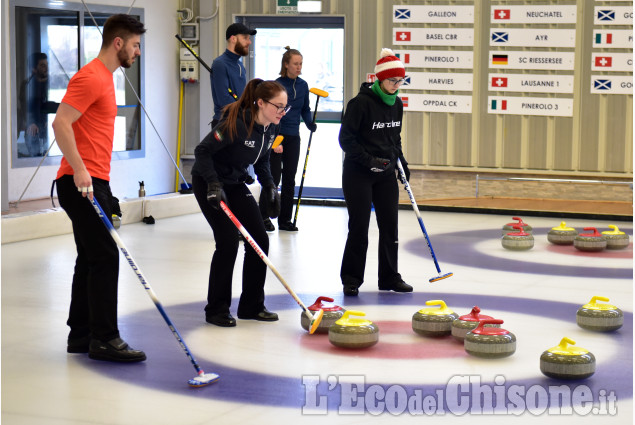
[451, 306, 500, 342]
[601, 225, 630, 250]
[501, 224, 534, 251]
[300, 296, 344, 334]
[412, 300, 459, 337]
[576, 296, 623, 332]
[547, 222, 577, 245]
[328, 310, 379, 349]
[574, 227, 606, 252]
[540, 337, 596, 380]
[502, 216, 532, 236]
[464, 319, 516, 358]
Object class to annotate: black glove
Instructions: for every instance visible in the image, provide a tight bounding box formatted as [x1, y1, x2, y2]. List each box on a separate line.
[398, 157, 410, 184]
[307, 122, 317, 132]
[369, 157, 390, 173]
[206, 181, 227, 210]
[259, 184, 280, 218]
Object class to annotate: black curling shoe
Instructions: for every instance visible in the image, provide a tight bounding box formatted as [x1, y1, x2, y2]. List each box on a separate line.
[278, 221, 298, 232]
[343, 284, 359, 296]
[378, 280, 413, 293]
[263, 218, 275, 232]
[206, 313, 237, 327]
[88, 338, 146, 363]
[237, 308, 279, 321]
[67, 335, 91, 353]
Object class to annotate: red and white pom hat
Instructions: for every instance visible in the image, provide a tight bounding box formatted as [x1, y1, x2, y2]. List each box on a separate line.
[374, 48, 405, 81]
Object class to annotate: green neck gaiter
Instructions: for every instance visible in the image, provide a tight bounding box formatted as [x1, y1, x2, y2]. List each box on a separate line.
[372, 80, 398, 106]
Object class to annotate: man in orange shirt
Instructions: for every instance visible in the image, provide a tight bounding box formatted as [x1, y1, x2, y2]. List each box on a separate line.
[52, 14, 146, 362]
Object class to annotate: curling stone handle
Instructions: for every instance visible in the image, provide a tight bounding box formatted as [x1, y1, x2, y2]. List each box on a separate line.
[341, 310, 365, 320]
[475, 318, 504, 330]
[315, 296, 335, 304]
[582, 227, 601, 237]
[512, 216, 522, 222]
[558, 337, 576, 348]
[469, 306, 481, 319]
[589, 295, 610, 304]
[425, 300, 448, 309]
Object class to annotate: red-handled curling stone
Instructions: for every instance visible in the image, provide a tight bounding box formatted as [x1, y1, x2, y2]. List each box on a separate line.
[502, 217, 532, 236]
[576, 296, 623, 332]
[501, 224, 534, 251]
[574, 227, 606, 252]
[451, 306, 500, 342]
[300, 296, 345, 334]
[412, 300, 459, 337]
[540, 337, 596, 380]
[464, 319, 516, 358]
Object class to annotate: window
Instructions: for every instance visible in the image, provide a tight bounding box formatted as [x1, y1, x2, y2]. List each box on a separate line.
[10, 0, 144, 167]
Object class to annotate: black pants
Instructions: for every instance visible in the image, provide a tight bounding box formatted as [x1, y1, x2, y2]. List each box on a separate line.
[269, 134, 301, 224]
[56, 174, 120, 342]
[192, 174, 269, 316]
[340, 160, 401, 288]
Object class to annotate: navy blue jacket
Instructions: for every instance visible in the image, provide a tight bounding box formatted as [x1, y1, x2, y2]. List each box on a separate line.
[192, 110, 278, 187]
[211, 49, 247, 121]
[276, 76, 313, 136]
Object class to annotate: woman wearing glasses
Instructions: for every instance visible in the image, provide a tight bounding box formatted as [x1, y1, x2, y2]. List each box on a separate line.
[266, 47, 317, 232]
[191, 78, 288, 327]
[338, 48, 412, 297]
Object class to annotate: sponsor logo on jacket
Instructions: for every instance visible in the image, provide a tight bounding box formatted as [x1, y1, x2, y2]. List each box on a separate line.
[244, 140, 255, 148]
[371, 120, 401, 130]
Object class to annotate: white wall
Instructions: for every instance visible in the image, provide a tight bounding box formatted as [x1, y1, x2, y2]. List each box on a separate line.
[3, 0, 181, 202]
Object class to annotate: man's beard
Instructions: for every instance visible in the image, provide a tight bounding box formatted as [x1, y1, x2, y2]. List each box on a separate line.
[118, 48, 135, 68]
[235, 40, 249, 56]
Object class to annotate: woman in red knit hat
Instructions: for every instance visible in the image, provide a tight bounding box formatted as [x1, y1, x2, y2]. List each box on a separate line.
[338, 48, 412, 296]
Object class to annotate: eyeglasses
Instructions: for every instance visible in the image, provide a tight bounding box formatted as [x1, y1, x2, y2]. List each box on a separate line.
[264, 100, 291, 114]
[386, 77, 407, 86]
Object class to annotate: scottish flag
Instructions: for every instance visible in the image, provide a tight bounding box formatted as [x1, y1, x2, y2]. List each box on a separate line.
[395, 9, 411, 20]
[597, 10, 615, 21]
[492, 32, 509, 43]
[594, 79, 612, 90]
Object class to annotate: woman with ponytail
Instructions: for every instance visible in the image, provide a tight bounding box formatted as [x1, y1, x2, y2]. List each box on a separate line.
[191, 78, 289, 327]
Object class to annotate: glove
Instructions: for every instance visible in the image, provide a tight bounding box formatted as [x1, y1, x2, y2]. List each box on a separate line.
[244, 175, 255, 185]
[398, 158, 410, 184]
[206, 181, 227, 210]
[259, 184, 280, 218]
[307, 122, 317, 132]
[369, 157, 390, 173]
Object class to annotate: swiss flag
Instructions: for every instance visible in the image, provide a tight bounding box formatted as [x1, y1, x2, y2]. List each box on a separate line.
[494, 9, 510, 20]
[396, 31, 411, 42]
[401, 96, 409, 107]
[492, 77, 508, 88]
[595, 56, 613, 67]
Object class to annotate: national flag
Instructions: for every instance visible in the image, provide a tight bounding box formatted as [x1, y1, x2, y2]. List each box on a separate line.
[492, 77, 508, 88]
[401, 96, 409, 107]
[597, 10, 615, 22]
[394, 8, 411, 20]
[396, 53, 410, 64]
[213, 129, 224, 142]
[491, 99, 507, 110]
[595, 33, 613, 45]
[493, 9, 510, 20]
[403, 76, 411, 86]
[492, 54, 508, 65]
[492, 32, 509, 43]
[594, 79, 612, 91]
[595, 56, 613, 67]
[367, 73, 377, 83]
[396, 31, 411, 42]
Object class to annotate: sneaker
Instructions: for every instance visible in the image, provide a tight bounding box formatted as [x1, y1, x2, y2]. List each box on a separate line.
[263, 218, 275, 232]
[378, 280, 413, 293]
[88, 338, 146, 363]
[278, 221, 298, 232]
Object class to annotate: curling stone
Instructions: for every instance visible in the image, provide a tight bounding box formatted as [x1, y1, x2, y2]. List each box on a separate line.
[576, 296, 623, 332]
[412, 300, 459, 337]
[112, 214, 121, 229]
[601, 225, 630, 250]
[502, 217, 532, 236]
[328, 310, 379, 349]
[451, 306, 500, 342]
[464, 319, 516, 358]
[300, 296, 345, 334]
[501, 224, 534, 251]
[540, 337, 595, 380]
[547, 222, 577, 245]
[574, 227, 606, 252]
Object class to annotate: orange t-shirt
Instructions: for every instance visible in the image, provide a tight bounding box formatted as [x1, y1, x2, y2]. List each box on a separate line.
[56, 59, 117, 181]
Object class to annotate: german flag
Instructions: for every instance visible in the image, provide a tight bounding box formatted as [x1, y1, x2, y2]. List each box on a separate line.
[492, 54, 508, 66]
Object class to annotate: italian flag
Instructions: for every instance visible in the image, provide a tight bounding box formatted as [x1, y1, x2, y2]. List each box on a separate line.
[491, 99, 507, 111]
[595, 33, 613, 44]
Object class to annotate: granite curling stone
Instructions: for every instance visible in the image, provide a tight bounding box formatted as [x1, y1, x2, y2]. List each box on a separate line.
[540, 337, 596, 380]
[464, 319, 516, 358]
[574, 227, 606, 252]
[502, 224, 534, 251]
[328, 310, 379, 349]
[502, 216, 532, 236]
[601, 225, 630, 250]
[301, 296, 345, 334]
[547, 222, 577, 245]
[451, 306, 500, 342]
[576, 296, 623, 332]
[412, 300, 459, 337]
